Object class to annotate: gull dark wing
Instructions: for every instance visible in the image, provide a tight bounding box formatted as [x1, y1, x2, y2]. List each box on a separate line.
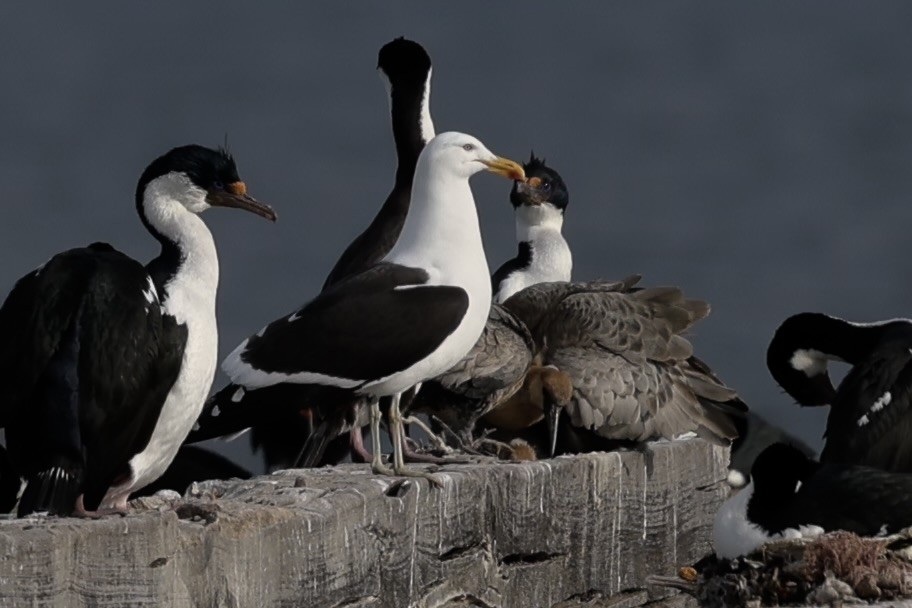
[227, 263, 470, 387]
[186, 381, 350, 444]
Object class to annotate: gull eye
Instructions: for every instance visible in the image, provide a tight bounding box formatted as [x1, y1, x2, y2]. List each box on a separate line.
[462, 143, 475, 151]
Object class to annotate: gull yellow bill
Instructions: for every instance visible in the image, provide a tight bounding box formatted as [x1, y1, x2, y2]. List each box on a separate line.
[481, 156, 526, 181]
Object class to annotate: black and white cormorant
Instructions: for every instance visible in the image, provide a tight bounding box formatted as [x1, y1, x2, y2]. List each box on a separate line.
[492, 154, 571, 304]
[713, 442, 912, 559]
[0, 145, 275, 516]
[207, 133, 524, 481]
[186, 37, 436, 467]
[767, 312, 912, 472]
[501, 277, 746, 450]
[0, 444, 18, 513]
[323, 36, 435, 289]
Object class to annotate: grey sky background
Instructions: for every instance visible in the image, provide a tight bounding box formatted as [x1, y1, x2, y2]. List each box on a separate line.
[3, 2, 912, 472]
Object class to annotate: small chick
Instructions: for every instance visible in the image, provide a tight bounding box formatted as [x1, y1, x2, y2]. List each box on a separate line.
[508, 439, 538, 462]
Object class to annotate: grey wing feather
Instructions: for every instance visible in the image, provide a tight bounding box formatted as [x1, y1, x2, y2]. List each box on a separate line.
[432, 304, 534, 401]
[554, 346, 738, 443]
[540, 287, 708, 362]
[502, 276, 641, 339]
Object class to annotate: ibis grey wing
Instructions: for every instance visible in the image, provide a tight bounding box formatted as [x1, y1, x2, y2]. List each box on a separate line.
[551, 346, 742, 444]
[541, 287, 709, 363]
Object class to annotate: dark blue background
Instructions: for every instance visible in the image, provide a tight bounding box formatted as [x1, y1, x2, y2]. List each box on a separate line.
[4, 2, 912, 471]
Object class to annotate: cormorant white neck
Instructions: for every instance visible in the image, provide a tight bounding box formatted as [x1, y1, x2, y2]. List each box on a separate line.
[141, 171, 219, 302]
[493, 205, 572, 304]
[418, 69, 434, 144]
[377, 38, 435, 178]
[382, 68, 434, 144]
[515, 202, 565, 242]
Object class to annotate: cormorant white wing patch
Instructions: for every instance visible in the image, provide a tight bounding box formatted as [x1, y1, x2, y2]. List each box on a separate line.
[789, 348, 829, 377]
[871, 391, 892, 412]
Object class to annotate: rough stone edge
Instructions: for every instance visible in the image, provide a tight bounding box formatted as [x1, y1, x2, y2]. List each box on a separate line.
[0, 439, 729, 608]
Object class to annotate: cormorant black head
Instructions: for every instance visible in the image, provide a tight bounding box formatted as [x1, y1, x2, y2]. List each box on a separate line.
[135, 144, 276, 224]
[744, 442, 818, 534]
[767, 313, 838, 407]
[510, 152, 569, 213]
[378, 37, 432, 88]
[750, 442, 816, 497]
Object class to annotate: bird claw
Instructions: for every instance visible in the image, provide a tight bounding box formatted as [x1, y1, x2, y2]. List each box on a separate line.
[402, 448, 469, 465]
[372, 460, 444, 488]
[402, 415, 453, 454]
[426, 416, 489, 455]
[371, 460, 396, 477]
[74, 495, 129, 519]
[392, 465, 445, 488]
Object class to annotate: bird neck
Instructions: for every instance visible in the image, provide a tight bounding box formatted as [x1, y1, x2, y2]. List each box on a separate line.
[786, 315, 899, 368]
[385, 167, 489, 289]
[390, 69, 434, 185]
[140, 193, 219, 318]
[514, 207, 572, 282]
[515, 205, 565, 242]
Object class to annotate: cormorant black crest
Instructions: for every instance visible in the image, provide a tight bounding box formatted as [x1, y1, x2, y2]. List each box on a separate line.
[135, 145, 240, 205]
[378, 37, 432, 84]
[510, 153, 569, 211]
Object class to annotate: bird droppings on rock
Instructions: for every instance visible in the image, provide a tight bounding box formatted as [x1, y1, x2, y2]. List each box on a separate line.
[174, 501, 220, 525]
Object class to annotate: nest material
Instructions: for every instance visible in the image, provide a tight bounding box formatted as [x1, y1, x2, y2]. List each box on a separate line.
[651, 528, 912, 607]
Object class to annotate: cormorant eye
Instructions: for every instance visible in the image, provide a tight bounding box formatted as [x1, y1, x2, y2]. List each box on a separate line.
[212, 181, 225, 190]
[541, 180, 552, 191]
[462, 143, 475, 151]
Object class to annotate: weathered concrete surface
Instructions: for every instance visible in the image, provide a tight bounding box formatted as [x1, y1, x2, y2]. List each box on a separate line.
[0, 439, 727, 608]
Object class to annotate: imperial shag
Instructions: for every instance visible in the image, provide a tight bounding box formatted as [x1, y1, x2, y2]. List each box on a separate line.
[1, 145, 274, 516]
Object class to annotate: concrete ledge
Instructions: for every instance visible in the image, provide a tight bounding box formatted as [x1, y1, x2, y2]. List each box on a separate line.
[0, 439, 727, 608]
